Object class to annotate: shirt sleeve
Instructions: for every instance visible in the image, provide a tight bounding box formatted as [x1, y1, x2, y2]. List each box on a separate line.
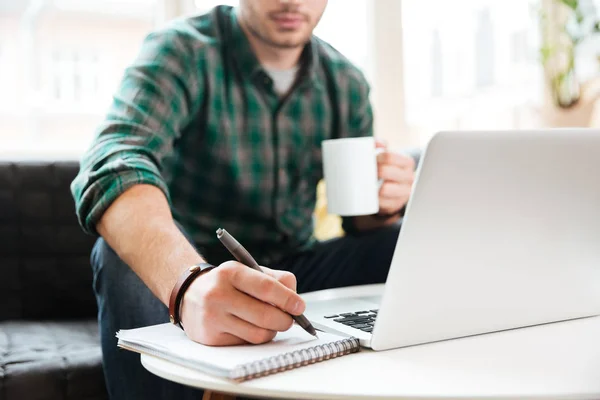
[70, 26, 203, 235]
[339, 70, 375, 234]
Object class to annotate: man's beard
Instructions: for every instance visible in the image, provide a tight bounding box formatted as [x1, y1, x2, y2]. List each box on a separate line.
[246, 21, 310, 49]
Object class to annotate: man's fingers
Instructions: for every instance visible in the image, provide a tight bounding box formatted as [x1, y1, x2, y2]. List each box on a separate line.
[227, 288, 294, 332]
[379, 182, 411, 199]
[378, 164, 415, 184]
[227, 265, 306, 315]
[261, 266, 297, 292]
[377, 151, 415, 170]
[223, 313, 278, 345]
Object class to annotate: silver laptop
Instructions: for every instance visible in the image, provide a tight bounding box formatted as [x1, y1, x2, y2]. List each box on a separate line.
[305, 129, 600, 350]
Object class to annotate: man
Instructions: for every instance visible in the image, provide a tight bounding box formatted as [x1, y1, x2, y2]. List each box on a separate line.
[71, 1, 416, 399]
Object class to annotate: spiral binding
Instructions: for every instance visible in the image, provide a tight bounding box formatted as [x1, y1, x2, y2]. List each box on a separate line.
[230, 337, 360, 381]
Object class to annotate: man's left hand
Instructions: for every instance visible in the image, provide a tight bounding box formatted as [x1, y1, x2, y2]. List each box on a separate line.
[375, 140, 415, 217]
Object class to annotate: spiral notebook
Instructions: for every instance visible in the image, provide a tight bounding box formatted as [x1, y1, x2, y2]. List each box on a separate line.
[116, 323, 360, 381]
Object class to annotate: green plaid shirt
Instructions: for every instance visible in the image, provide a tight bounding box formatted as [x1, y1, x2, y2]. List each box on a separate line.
[71, 6, 373, 265]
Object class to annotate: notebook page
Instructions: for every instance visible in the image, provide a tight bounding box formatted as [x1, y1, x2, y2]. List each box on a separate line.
[117, 323, 351, 371]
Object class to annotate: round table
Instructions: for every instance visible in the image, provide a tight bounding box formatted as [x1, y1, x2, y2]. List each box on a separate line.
[142, 284, 600, 400]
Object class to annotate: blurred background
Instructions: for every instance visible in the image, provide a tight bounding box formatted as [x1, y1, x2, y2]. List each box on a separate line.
[2, 0, 600, 156]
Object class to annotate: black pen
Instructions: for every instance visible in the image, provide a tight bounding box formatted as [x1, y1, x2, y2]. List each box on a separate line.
[216, 228, 318, 337]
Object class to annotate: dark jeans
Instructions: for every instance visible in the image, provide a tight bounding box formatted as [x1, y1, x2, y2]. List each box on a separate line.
[91, 223, 400, 400]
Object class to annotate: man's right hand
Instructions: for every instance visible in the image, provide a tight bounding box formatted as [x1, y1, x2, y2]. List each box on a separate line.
[179, 261, 306, 346]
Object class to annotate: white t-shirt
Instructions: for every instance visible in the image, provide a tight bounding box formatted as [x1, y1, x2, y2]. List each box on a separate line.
[264, 65, 299, 96]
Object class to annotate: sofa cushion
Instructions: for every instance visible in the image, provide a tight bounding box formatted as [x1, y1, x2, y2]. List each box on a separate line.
[0, 160, 98, 321]
[0, 320, 107, 400]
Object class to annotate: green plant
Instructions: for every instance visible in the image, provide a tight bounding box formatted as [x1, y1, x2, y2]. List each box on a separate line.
[539, 0, 600, 108]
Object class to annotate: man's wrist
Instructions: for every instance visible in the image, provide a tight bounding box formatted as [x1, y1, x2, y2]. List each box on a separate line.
[169, 262, 216, 328]
[158, 253, 208, 306]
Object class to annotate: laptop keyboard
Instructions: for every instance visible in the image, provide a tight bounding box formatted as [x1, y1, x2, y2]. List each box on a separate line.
[324, 309, 378, 333]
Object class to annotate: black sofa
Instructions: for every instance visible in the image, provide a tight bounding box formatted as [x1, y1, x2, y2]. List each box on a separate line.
[0, 159, 108, 400]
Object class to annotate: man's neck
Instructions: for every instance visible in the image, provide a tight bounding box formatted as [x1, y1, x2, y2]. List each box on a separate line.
[238, 17, 304, 70]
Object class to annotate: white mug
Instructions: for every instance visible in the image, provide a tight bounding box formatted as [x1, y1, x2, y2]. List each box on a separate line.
[321, 136, 382, 216]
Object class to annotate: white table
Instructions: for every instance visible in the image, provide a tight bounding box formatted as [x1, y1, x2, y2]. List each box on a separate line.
[142, 284, 600, 400]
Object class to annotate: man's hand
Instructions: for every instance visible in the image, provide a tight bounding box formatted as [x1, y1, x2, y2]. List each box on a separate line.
[375, 139, 415, 216]
[180, 261, 305, 346]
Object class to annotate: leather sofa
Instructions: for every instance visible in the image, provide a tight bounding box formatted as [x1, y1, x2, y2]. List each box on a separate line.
[0, 159, 108, 400]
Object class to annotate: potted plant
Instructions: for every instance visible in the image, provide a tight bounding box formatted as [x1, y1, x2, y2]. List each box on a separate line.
[539, 0, 600, 125]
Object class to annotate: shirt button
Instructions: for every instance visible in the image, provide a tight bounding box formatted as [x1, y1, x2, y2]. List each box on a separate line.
[264, 77, 270, 85]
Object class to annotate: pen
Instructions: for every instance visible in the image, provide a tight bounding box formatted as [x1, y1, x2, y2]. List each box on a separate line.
[216, 228, 318, 337]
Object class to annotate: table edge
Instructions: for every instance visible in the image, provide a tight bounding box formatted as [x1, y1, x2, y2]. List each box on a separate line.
[140, 354, 600, 400]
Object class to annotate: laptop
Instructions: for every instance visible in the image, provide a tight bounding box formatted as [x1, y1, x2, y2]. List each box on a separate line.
[305, 129, 600, 350]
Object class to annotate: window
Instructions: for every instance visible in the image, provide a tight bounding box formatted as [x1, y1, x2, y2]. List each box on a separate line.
[0, 43, 6, 104]
[46, 49, 101, 105]
[0, 38, 18, 110]
[401, 0, 544, 145]
[76, 52, 101, 103]
[0, 0, 157, 155]
[0, 15, 22, 144]
[314, 0, 373, 82]
[51, 50, 76, 103]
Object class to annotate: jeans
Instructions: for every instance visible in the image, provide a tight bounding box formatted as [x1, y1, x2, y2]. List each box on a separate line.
[91, 223, 401, 400]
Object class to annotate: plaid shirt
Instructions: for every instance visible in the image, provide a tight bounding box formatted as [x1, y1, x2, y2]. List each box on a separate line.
[71, 6, 373, 265]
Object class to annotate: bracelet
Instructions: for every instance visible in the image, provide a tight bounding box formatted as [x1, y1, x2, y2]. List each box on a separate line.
[168, 262, 216, 329]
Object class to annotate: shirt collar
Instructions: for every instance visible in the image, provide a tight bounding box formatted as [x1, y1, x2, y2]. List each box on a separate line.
[228, 8, 322, 90]
[298, 37, 322, 90]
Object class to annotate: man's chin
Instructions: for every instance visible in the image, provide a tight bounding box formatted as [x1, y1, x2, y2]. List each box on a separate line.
[268, 35, 311, 49]
[272, 42, 307, 49]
